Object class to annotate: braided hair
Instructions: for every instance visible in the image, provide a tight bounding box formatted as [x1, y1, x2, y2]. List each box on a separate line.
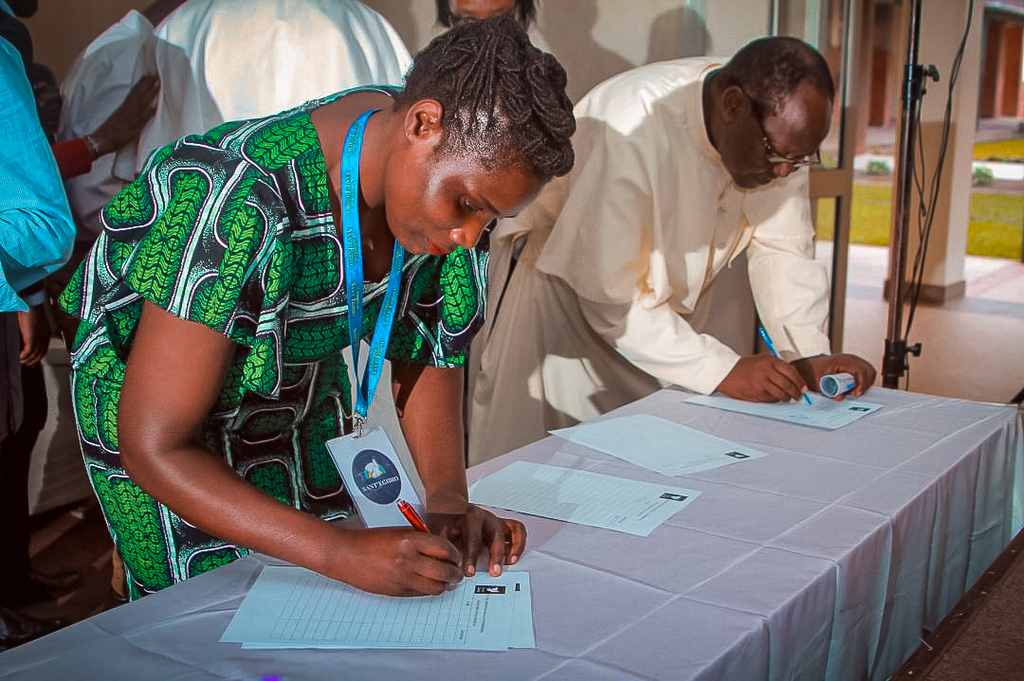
[434, 0, 538, 31]
[721, 36, 835, 119]
[394, 15, 574, 181]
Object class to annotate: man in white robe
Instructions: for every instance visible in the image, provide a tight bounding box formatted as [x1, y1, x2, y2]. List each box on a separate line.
[469, 36, 876, 465]
[58, 4, 177, 239]
[117, 0, 412, 178]
[62, 0, 411, 230]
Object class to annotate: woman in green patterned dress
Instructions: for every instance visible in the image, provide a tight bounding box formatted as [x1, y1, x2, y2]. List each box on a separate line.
[60, 16, 575, 600]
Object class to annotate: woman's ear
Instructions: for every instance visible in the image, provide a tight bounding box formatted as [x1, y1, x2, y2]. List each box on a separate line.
[404, 99, 444, 143]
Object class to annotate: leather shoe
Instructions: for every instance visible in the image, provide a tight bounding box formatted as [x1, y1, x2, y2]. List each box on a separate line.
[0, 569, 82, 608]
[0, 605, 68, 651]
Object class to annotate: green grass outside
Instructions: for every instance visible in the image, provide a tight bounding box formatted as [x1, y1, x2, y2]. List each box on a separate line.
[973, 138, 1024, 162]
[816, 135, 1023, 259]
[816, 187, 1023, 260]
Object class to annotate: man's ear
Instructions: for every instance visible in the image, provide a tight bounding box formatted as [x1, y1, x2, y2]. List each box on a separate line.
[720, 85, 749, 122]
[404, 99, 444, 144]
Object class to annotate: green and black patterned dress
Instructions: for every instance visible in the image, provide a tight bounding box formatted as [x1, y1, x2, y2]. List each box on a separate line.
[60, 90, 488, 600]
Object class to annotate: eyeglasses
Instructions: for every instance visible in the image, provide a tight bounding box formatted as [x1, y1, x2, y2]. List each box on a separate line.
[761, 134, 821, 169]
[749, 99, 821, 169]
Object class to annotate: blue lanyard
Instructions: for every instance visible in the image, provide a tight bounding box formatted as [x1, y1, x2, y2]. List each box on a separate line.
[341, 109, 406, 433]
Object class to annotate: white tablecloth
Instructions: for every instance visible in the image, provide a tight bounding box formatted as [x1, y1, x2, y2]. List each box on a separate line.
[2, 388, 1021, 680]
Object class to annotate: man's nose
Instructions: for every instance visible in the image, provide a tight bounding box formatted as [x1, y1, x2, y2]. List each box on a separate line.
[773, 162, 796, 179]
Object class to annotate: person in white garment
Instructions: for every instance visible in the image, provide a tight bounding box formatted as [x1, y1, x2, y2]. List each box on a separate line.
[57, 1, 182, 243]
[118, 0, 412, 178]
[469, 36, 876, 465]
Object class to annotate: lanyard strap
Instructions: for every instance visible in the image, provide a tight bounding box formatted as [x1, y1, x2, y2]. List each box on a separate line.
[341, 109, 406, 432]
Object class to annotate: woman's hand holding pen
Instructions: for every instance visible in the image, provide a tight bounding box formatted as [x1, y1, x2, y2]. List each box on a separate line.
[326, 526, 464, 597]
[322, 502, 526, 596]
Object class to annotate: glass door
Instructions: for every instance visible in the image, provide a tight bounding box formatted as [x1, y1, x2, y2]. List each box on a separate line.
[772, 0, 863, 351]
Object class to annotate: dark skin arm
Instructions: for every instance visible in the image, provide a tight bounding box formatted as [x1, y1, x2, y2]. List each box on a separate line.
[17, 304, 50, 367]
[391, 360, 527, 577]
[717, 354, 810, 402]
[88, 74, 161, 157]
[792, 353, 877, 400]
[118, 301, 464, 596]
[718, 352, 876, 402]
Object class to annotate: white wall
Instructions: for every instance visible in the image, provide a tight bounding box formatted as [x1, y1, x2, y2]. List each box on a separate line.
[21, 0, 146, 83]
[363, 0, 771, 102]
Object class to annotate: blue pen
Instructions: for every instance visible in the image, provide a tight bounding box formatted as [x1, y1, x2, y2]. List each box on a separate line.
[758, 326, 813, 405]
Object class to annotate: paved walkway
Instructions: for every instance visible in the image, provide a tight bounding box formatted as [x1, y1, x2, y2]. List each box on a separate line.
[826, 243, 1024, 404]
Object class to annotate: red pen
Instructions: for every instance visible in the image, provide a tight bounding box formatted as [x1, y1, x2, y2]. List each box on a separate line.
[397, 499, 429, 533]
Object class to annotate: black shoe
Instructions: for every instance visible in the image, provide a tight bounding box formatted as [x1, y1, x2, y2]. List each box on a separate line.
[0, 569, 82, 608]
[0, 605, 69, 651]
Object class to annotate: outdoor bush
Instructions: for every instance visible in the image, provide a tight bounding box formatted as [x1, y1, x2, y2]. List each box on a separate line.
[866, 160, 891, 176]
[972, 166, 995, 186]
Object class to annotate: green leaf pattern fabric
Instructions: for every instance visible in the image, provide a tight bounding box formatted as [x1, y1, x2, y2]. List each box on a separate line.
[59, 89, 489, 599]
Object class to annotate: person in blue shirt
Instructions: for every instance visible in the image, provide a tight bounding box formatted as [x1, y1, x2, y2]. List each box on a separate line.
[0, 2, 73, 311]
[0, 0, 76, 650]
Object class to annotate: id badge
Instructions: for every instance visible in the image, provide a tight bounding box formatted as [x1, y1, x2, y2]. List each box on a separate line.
[326, 426, 426, 529]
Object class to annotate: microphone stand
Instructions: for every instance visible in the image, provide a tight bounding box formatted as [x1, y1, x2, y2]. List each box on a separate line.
[882, 0, 928, 388]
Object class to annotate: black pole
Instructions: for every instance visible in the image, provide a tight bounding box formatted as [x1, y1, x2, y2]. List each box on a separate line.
[882, 0, 925, 389]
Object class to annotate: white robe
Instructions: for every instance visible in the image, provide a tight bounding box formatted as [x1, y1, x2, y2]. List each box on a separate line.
[468, 58, 831, 465]
[115, 0, 412, 178]
[57, 10, 155, 237]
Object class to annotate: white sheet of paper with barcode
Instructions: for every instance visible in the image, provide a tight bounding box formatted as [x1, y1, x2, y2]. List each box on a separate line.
[550, 413, 768, 476]
[684, 393, 882, 429]
[220, 565, 533, 650]
[469, 461, 701, 536]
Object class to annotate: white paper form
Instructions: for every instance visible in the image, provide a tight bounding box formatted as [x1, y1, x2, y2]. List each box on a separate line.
[550, 414, 768, 476]
[469, 461, 701, 537]
[685, 394, 882, 430]
[220, 565, 533, 650]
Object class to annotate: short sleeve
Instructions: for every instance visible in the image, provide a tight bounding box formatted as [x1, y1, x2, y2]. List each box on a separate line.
[387, 246, 488, 367]
[62, 132, 295, 398]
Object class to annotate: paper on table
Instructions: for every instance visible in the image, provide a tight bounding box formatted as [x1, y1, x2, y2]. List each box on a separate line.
[507, 571, 535, 648]
[469, 461, 701, 537]
[685, 394, 882, 429]
[220, 565, 533, 651]
[550, 413, 768, 476]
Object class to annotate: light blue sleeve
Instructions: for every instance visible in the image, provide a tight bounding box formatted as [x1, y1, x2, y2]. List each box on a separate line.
[0, 36, 74, 311]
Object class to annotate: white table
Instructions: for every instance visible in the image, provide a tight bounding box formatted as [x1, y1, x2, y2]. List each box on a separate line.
[2, 388, 1021, 680]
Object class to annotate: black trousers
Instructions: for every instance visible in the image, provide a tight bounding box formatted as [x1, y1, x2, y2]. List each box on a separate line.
[0, 360, 47, 602]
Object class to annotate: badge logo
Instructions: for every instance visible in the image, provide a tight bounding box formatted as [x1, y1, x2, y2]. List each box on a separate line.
[351, 449, 402, 505]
